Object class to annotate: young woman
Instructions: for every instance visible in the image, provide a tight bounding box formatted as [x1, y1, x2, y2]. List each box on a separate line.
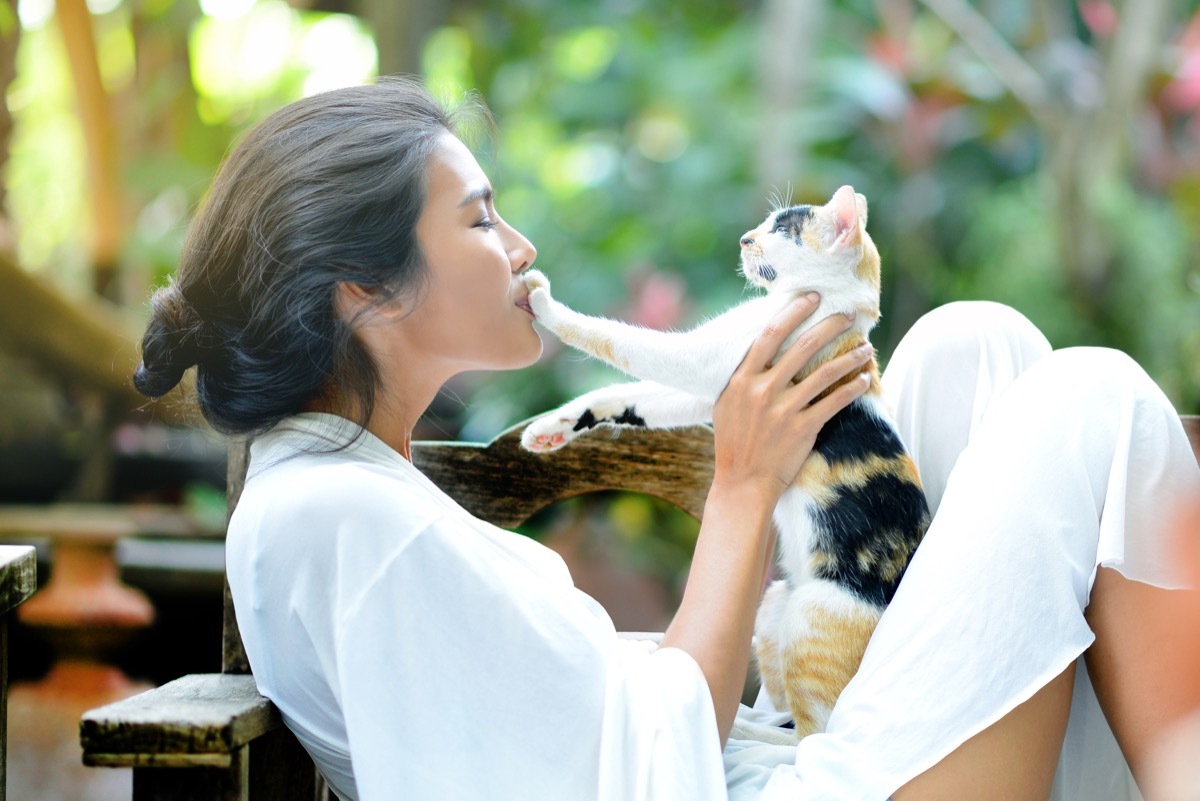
[133, 78, 1200, 801]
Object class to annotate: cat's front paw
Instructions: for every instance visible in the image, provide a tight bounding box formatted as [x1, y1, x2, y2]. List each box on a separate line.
[523, 268, 551, 295]
[521, 413, 582, 453]
[522, 269, 556, 321]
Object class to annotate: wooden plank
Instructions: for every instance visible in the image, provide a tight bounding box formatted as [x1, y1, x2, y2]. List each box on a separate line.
[0, 504, 220, 544]
[0, 544, 36, 616]
[413, 419, 715, 529]
[80, 674, 280, 763]
[89, 753, 233, 769]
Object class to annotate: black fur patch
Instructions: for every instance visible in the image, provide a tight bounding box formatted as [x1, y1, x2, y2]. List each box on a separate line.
[614, 407, 647, 427]
[572, 406, 646, 432]
[811, 473, 929, 606]
[812, 401, 907, 464]
[771, 205, 814, 242]
[808, 399, 930, 606]
[573, 410, 599, 432]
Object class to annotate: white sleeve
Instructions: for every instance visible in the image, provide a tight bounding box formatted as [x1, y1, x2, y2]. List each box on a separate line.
[332, 516, 729, 801]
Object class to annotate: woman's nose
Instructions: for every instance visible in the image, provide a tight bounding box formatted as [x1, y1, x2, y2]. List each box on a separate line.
[509, 228, 537, 273]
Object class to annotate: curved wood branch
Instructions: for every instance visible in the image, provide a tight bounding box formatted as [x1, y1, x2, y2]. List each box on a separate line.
[0, 251, 196, 425]
[413, 419, 715, 528]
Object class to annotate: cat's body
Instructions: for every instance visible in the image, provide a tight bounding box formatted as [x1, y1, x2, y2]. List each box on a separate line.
[521, 186, 930, 742]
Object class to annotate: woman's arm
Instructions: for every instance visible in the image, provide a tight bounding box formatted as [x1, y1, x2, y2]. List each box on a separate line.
[659, 294, 872, 745]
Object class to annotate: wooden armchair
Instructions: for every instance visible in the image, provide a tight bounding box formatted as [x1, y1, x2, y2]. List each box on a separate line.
[78, 415, 1200, 800]
[2, 544, 37, 801]
[79, 420, 717, 800]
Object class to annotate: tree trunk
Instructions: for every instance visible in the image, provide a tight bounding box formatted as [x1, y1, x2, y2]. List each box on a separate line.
[755, 0, 828, 197]
[0, 1, 17, 257]
[54, 0, 125, 300]
[354, 0, 447, 78]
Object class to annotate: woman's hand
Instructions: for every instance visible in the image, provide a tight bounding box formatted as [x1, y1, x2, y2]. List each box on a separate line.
[711, 293, 873, 502]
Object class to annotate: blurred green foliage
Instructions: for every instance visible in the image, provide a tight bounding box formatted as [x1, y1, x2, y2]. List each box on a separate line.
[8, 0, 1200, 605]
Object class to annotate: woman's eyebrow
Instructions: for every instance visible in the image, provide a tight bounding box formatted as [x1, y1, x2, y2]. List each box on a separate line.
[459, 186, 494, 207]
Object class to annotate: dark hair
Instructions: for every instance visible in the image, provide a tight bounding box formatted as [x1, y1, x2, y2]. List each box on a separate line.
[134, 77, 478, 436]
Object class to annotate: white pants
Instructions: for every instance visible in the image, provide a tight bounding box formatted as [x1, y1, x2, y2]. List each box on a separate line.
[727, 302, 1200, 801]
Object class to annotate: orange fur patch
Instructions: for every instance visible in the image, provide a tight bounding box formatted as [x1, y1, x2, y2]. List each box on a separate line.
[782, 602, 881, 737]
[558, 324, 628, 372]
[855, 236, 882, 297]
[796, 449, 919, 499]
[793, 334, 883, 401]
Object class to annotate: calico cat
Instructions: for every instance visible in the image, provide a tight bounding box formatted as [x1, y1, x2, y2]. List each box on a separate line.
[520, 185, 930, 741]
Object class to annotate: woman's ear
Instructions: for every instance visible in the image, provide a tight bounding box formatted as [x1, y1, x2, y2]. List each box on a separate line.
[334, 281, 402, 324]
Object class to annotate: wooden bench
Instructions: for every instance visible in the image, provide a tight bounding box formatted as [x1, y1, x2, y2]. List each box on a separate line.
[79, 416, 1200, 800]
[1, 544, 37, 801]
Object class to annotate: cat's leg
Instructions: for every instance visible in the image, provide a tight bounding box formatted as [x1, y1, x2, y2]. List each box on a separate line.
[753, 579, 792, 713]
[773, 578, 882, 738]
[521, 380, 712, 453]
[524, 269, 784, 400]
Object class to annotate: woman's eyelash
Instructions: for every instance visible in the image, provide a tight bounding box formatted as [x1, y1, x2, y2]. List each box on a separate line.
[475, 217, 497, 230]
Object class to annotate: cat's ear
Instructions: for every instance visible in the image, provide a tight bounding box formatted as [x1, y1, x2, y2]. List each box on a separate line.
[827, 185, 864, 251]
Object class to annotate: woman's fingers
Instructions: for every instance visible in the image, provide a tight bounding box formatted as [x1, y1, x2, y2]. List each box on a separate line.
[770, 311, 858, 389]
[805, 368, 872, 425]
[739, 293, 821, 373]
[788, 339, 874, 409]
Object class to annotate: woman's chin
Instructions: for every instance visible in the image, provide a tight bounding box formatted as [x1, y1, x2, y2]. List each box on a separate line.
[495, 331, 544, 371]
[520, 333, 545, 367]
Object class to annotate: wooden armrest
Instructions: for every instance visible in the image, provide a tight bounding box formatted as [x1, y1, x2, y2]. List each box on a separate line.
[0, 544, 36, 615]
[80, 673, 281, 768]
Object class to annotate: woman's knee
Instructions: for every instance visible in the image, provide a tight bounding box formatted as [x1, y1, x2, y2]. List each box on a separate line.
[890, 301, 1051, 373]
[1022, 347, 1166, 411]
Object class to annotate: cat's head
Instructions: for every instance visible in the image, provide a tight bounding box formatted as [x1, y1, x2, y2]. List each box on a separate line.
[738, 185, 881, 318]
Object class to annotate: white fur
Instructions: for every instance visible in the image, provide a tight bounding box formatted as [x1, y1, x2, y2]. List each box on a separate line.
[522, 188, 896, 739]
[521, 380, 713, 452]
[522, 187, 878, 406]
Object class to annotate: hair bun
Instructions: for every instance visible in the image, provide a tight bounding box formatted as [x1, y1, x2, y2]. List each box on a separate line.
[133, 283, 210, 398]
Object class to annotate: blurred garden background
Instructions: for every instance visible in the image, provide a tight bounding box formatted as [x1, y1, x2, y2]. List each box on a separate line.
[0, 0, 1198, 795]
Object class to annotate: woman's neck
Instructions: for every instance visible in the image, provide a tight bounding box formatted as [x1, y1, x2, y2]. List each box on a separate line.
[304, 377, 443, 462]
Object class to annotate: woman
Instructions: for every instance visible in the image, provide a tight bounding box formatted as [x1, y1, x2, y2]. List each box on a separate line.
[133, 78, 1200, 801]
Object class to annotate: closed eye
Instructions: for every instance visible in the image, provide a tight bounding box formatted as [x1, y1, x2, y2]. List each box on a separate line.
[475, 217, 498, 231]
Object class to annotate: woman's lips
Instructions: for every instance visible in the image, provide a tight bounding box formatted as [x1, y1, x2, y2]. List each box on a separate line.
[516, 296, 534, 317]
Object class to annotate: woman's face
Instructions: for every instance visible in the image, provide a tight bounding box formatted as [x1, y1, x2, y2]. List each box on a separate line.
[400, 133, 541, 374]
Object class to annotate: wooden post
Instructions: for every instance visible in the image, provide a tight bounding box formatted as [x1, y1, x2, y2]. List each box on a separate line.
[132, 746, 249, 801]
[1, 545, 37, 801]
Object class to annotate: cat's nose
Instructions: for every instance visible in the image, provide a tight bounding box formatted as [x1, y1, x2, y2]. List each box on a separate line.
[739, 235, 754, 247]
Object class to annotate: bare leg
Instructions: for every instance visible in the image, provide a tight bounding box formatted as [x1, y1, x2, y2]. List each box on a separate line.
[892, 663, 1076, 801]
[1084, 567, 1200, 784]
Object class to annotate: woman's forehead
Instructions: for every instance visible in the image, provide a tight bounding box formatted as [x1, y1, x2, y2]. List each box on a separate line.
[426, 134, 489, 202]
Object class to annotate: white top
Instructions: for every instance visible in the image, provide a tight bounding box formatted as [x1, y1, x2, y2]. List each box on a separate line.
[226, 310, 1200, 801]
[226, 413, 729, 801]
